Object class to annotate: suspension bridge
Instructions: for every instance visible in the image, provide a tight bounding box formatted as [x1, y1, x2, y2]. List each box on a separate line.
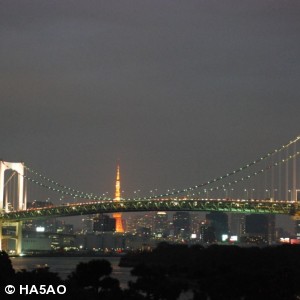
[1, 135, 300, 253]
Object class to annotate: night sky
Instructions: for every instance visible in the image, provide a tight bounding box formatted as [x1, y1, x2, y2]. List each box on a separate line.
[1, 1, 300, 231]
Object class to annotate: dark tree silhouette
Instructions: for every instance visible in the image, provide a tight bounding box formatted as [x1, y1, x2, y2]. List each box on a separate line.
[0, 251, 16, 300]
[129, 263, 188, 300]
[3, 245, 300, 300]
[67, 259, 112, 293]
[98, 276, 123, 300]
[0, 251, 15, 284]
[121, 243, 300, 300]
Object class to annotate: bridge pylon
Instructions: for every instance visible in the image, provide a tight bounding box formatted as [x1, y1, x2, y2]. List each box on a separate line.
[0, 161, 26, 255]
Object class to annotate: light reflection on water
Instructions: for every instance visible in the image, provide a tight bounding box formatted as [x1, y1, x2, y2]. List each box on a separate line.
[10, 256, 133, 289]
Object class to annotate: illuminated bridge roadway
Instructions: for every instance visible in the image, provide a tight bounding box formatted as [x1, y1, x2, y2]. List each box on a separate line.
[0, 198, 299, 222]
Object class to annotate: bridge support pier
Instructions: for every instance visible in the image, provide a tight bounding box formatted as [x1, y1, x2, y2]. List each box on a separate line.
[0, 221, 2, 251]
[0, 221, 23, 255]
[0, 161, 26, 255]
[16, 221, 22, 255]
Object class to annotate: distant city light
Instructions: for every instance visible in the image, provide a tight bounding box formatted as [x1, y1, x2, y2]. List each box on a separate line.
[280, 237, 290, 243]
[290, 239, 300, 245]
[222, 234, 229, 242]
[229, 236, 238, 242]
[36, 226, 45, 232]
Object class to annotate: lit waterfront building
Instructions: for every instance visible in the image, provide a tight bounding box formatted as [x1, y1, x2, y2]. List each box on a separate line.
[296, 219, 300, 240]
[295, 191, 300, 240]
[77, 232, 125, 252]
[113, 165, 124, 233]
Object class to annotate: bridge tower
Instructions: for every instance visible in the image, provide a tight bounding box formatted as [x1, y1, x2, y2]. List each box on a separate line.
[113, 165, 124, 233]
[0, 160, 26, 255]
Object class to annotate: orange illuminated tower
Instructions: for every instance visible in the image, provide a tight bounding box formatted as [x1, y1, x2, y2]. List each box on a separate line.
[113, 164, 124, 233]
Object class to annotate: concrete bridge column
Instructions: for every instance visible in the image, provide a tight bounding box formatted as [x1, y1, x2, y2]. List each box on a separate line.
[15, 221, 22, 255]
[0, 161, 9, 212]
[0, 221, 2, 251]
[0, 221, 23, 255]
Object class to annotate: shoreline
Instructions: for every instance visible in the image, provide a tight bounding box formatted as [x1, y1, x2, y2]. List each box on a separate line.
[9, 252, 124, 258]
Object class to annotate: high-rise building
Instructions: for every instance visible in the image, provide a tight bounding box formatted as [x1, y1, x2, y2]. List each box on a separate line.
[267, 215, 276, 244]
[190, 213, 204, 236]
[243, 214, 275, 245]
[113, 165, 124, 233]
[82, 217, 94, 234]
[126, 213, 154, 234]
[93, 214, 116, 232]
[125, 215, 139, 234]
[206, 212, 229, 242]
[173, 212, 190, 238]
[200, 220, 216, 243]
[229, 213, 245, 239]
[153, 212, 168, 237]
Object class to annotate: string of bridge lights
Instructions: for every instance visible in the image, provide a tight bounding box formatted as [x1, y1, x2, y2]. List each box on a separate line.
[188, 151, 300, 198]
[143, 135, 300, 199]
[24, 165, 103, 200]
[22, 150, 299, 201]
[23, 174, 109, 201]
[2, 162, 110, 201]
[19, 135, 299, 201]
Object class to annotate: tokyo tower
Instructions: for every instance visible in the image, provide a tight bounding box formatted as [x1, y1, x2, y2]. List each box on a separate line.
[113, 164, 124, 233]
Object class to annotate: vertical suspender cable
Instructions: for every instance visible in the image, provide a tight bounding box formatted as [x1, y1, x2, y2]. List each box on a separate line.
[293, 141, 297, 202]
[24, 168, 27, 210]
[5, 182, 8, 211]
[271, 156, 274, 199]
[278, 151, 281, 201]
[264, 160, 267, 198]
[13, 173, 16, 210]
[10, 173, 12, 209]
[286, 147, 289, 200]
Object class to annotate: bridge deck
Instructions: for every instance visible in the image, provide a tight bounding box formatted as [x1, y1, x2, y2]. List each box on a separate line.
[0, 198, 297, 222]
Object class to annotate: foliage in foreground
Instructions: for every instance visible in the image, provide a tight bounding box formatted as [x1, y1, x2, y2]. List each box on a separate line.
[1, 244, 300, 299]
